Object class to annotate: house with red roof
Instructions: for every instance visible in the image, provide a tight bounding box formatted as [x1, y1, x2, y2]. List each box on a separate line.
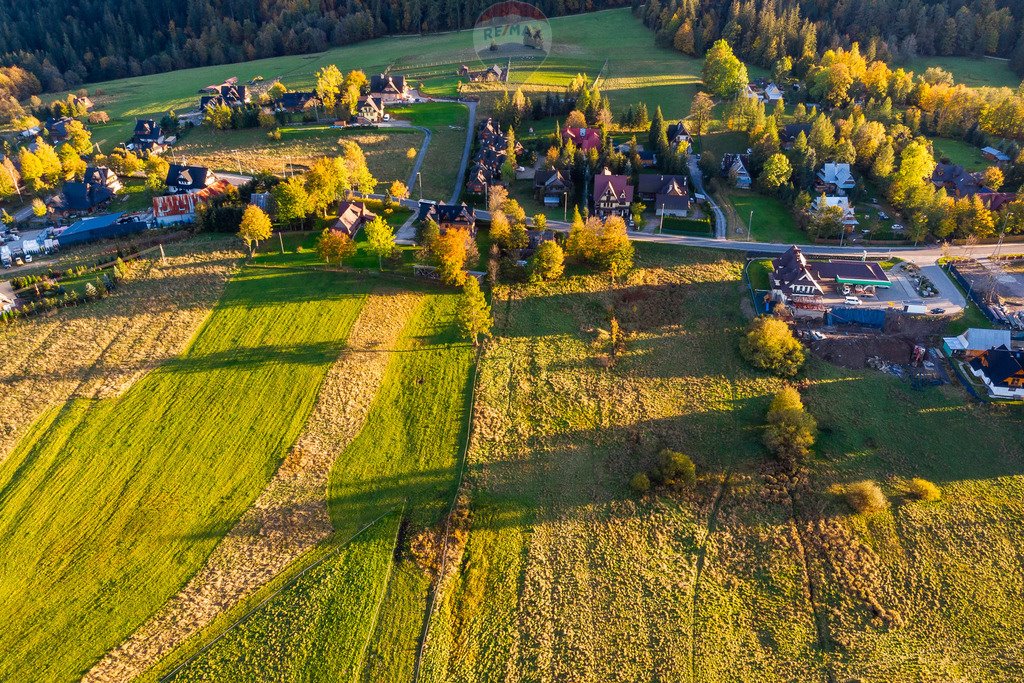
[562, 126, 602, 152]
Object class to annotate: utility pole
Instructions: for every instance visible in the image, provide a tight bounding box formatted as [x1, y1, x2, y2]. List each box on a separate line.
[563, 192, 568, 222]
[659, 203, 665, 234]
[748, 209, 754, 241]
[417, 172, 423, 201]
[278, 231, 285, 254]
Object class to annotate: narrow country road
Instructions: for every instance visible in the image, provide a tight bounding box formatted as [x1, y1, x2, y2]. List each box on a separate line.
[406, 126, 431, 192]
[449, 100, 477, 204]
[687, 155, 725, 239]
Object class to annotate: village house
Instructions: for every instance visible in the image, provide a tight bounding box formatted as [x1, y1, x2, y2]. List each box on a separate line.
[153, 179, 231, 225]
[666, 121, 692, 148]
[333, 201, 378, 236]
[53, 166, 122, 213]
[165, 164, 219, 194]
[199, 78, 249, 109]
[593, 168, 633, 220]
[968, 345, 1024, 399]
[460, 64, 509, 82]
[931, 162, 1017, 207]
[356, 96, 386, 124]
[278, 91, 320, 112]
[981, 146, 1011, 164]
[45, 116, 72, 142]
[721, 154, 752, 189]
[533, 169, 571, 206]
[744, 80, 784, 103]
[637, 174, 692, 217]
[770, 245, 891, 302]
[816, 162, 856, 194]
[562, 126, 601, 152]
[812, 195, 859, 226]
[417, 201, 477, 236]
[780, 123, 812, 149]
[126, 119, 167, 154]
[943, 328, 1012, 359]
[369, 73, 410, 101]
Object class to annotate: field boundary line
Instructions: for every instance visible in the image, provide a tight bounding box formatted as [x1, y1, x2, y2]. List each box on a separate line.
[411, 337, 484, 683]
[157, 505, 403, 682]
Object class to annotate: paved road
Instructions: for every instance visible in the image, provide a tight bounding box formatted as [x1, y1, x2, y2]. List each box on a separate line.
[687, 155, 725, 238]
[404, 126, 431, 192]
[448, 100, 477, 204]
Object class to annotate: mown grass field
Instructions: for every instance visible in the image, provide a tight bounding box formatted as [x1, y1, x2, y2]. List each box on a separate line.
[930, 136, 991, 171]
[388, 102, 470, 201]
[726, 189, 806, 243]
[162, 276, 475, 681]
[0, 261, 373, 680]
[173, 124, 421, 186]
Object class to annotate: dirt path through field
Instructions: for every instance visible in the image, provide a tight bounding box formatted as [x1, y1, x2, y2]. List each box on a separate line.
[83, 287, 422, 683]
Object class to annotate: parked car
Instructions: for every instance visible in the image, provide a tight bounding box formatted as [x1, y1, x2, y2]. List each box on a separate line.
[878, 211, 888, 220]
[844, 296, 863, 306]
[892, 223, 904, 231]
[930, 307, 946, 314]
[382, 114, 391, 121]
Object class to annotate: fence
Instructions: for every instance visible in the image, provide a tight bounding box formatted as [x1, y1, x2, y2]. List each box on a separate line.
[946, 262, 1000, 325]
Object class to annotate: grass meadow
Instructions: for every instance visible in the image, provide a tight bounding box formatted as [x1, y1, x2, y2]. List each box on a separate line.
[930, 136, 992, 171]
[173, 125, 422, 187]
[414, 242, 1024, 682]
[160, 277, 475, 681]
[0, 262, 372, 680]
[899, 56, 1021, 89]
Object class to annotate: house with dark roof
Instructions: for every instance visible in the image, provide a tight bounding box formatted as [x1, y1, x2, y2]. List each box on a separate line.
[562, 126, 601, 152]
[780, 123, 812, 149]
[356, 96, 385, 124]
[637, 174, 692, 217]
[199, 80, 249, 109]
[45, 117, 73, 142]
[534, 169, 571, 206]
[770, 245, 891, 301]
[133, 119, 163, 145]
[417, 201, 477, 236]
[334, 201, 378, 236]
[666, 122, 692, 148]
[721, 154, 752, 189]
[968, 345, 1024, 399]
[278, 91, 320, 112]
[370, 74, 409, 101]
[931, 163, 982, 197]
[53, 166, 122, 213]
[593, 168, 633, 219]
[165, 164, 218, 194]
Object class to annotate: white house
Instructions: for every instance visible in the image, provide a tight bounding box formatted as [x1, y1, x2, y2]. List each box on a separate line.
[816, 162, 856, 193]
[812, 195, 858, 226]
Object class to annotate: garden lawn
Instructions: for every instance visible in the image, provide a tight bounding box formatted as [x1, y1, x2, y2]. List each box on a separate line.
[727, 190, 806, 244]
[0, 264, 371, 680]
[170, 286, 476, 682]
[930, 137, 990, 172]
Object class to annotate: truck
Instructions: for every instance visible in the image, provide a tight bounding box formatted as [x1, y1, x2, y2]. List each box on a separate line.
[1, 245, 11, 268]
[903, 303, 928, 314]
[22, 239, 41, 255]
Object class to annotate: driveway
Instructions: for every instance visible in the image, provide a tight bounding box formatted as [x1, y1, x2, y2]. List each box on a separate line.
[687, 155, 725, 239]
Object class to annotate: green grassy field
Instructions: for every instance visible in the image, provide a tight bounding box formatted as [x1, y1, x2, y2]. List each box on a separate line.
[930, 136, 991, 171]
[165, 283, 475, 681]
[389, 102, 469, 201]
[0, 261, 372, 680]
[727, 190, 806, 243]
[899, 56, 1021, 89]
[172, 125, 421, 186]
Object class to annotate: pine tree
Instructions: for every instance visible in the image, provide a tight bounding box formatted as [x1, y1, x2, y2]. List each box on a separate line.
[457, 277, 492, 346]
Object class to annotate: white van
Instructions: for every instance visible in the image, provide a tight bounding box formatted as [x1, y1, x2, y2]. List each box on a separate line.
[844, 296, 863, 306]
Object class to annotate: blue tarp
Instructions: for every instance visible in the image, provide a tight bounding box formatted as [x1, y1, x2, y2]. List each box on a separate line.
[58, 213, 148, 246]
[827, 306, 886, 328]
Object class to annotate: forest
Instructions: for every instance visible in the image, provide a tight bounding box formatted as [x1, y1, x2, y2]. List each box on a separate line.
[635, 0, 1024, 76]
[0, 0, 629, 93]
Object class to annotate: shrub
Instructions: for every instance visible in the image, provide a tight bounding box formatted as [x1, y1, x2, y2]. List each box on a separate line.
[844, 480, 888, 514]
[656, 449, 696, 491]
[629, 472, 651, 494]
[907, 477, 941, 502]
[763, 386, 817, 468]
[740, 316, 805, 377]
